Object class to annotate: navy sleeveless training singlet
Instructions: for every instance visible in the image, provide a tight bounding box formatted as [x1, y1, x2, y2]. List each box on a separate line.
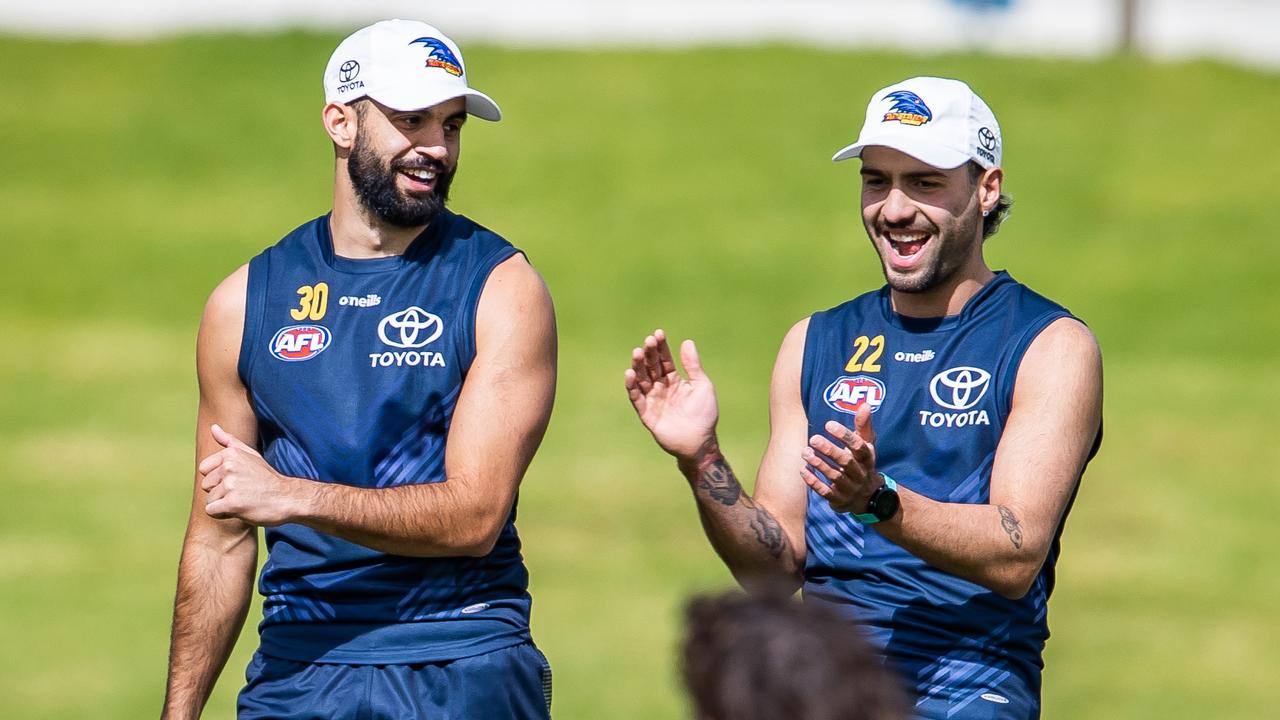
[800, 272, 1095, 719]
[238, 210, 531, 665]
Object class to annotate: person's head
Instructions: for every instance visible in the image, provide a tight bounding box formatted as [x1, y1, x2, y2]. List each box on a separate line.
[682, 588, 909, 720]
[320, 20, 501, 228]
[832, 77, 1011, 294]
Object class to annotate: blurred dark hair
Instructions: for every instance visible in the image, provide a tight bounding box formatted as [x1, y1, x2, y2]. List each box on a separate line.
[968, 161, 1012, 240]
[682, 587, 909, 720]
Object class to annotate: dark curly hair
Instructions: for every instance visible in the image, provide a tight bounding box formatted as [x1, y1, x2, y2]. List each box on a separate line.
[968, 161, 1013, 240]
[682, 587, 909, 720]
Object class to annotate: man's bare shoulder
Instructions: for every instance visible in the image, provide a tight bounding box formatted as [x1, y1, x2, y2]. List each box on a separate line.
[782, 316, 812, 350]
[481, 253, 552, 307]
[197, 264, 250, 378]
[202, 264, 250, 330]
[475, 254, 555, 343]
[1023, 316, 1102, 374]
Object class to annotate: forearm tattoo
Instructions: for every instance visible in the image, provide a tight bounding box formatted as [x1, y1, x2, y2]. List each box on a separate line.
[998, 505, 1024, 549]
[696, 458, 742, 506]
[749, 506, 785, 559]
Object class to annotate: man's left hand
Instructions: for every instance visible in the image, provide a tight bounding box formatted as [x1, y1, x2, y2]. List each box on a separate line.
[801, 405, 883, 515]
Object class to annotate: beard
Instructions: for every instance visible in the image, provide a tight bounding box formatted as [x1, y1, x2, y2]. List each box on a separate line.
[347, 132, 456, 228]
[871, 203, 983, 294]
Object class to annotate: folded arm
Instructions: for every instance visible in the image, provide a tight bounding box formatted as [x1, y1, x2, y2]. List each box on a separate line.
[199, 255, 557, 558]
[804, 317, 1103, 598]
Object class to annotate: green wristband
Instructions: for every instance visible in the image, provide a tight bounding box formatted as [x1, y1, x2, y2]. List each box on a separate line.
[849, 474, 899, 525]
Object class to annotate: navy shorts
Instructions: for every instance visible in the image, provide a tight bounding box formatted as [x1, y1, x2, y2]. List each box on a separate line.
[237, 643, 553, 720]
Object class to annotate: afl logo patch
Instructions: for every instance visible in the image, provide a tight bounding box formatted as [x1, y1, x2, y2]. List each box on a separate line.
[270, 324, 332, 362]
[823, 375, 887, 415]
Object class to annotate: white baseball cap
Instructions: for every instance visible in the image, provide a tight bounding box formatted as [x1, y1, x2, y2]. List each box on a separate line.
[832, 76, 1000, 170]
[323, 19, 501, 121]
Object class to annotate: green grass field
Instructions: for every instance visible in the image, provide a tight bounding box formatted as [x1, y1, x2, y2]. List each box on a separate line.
[2, 32, 1278, 719]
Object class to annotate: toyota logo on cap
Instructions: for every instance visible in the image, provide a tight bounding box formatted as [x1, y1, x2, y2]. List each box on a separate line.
[929, 367, 991, 411]
[378, 306, 443, 349]
[978, 127, 998, 152]
[338, 60, 361, 83]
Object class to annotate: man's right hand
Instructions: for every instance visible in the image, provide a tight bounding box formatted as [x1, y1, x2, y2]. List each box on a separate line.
[624, 329, 720, 464]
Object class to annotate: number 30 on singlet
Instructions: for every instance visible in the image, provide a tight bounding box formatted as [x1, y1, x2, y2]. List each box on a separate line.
[844, 335, 884, 373]
[291, 282, 329, 321]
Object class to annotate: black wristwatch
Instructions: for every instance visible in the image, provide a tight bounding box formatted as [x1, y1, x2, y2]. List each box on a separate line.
[850, 475, 899, 524]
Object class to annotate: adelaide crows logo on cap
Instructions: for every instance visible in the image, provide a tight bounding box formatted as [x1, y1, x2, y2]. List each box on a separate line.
[882, 90, 932, 126]
[410, 37, 463, 77]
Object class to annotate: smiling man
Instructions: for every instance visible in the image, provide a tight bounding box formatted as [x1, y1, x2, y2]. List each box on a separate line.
[626, 77, 1102, 718]
[162, 20, 556, 720]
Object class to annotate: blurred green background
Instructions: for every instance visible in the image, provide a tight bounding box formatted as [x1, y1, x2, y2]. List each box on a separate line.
[2, 32, 1278, 719]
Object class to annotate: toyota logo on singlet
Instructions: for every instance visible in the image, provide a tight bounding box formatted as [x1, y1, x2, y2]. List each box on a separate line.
[929, 366, 992, 410]
[378, 306, 444, 349]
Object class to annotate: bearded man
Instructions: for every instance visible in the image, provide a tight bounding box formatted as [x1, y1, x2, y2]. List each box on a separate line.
[162, 20, 556, 720]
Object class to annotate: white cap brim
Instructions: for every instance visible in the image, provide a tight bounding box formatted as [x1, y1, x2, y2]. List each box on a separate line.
[369, 85, 502, 121]
[832, 139, 970, 169]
